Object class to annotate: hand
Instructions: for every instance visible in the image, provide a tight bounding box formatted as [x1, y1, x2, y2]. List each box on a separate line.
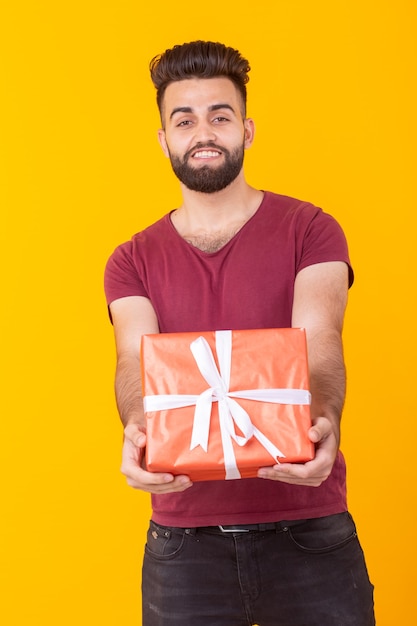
[257, 416, 339, 487]
[121, 423, 193, 494]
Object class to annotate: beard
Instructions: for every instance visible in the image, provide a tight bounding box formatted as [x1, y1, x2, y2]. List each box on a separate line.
[168, 142, 245, 193]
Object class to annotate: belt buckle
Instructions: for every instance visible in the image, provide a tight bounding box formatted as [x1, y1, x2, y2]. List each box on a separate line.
[218, 525, 250, 533]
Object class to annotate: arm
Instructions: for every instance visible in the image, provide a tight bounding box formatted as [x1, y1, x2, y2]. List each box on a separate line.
[258, 261, 349, 486]
[110, 295, 193, 493]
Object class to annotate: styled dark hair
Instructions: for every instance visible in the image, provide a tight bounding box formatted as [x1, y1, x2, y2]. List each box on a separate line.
[149, 40, 251, 115]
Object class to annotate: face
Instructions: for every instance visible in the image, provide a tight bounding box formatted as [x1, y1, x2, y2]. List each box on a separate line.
[158, 77, 255, 193]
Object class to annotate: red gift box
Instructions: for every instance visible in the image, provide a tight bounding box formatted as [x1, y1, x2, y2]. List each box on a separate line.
[142, 328, 314, 481]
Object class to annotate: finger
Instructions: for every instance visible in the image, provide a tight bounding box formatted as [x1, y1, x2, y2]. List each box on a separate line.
[257, 466, 327, 487]
[258, 456, 331, 485]
[166, 475, 193, 491]
[124, 465, 193, 493]
[127, 476, 193, 493]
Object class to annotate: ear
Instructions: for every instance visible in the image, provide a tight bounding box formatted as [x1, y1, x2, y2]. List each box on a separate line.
[243, 118, 255, 149]
[157, 129, 170, 158]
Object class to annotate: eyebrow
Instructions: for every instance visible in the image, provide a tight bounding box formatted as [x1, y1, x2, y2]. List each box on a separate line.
[169, 103, 236, 120]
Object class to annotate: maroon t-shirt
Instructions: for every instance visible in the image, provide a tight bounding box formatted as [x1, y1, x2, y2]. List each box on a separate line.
[104, 191, 353, 526]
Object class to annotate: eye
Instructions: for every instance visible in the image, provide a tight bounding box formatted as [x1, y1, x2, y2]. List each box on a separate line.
[177, 119, 193, 127]
[213, 116, 229, 123]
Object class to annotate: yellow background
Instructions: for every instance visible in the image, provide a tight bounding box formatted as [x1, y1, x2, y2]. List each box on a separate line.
[1, 1, 415, 624]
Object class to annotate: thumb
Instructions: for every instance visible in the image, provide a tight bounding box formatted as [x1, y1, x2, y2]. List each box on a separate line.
[134, 432, 146, 448]
[124, 423, 146, 448]
[308, 416, 329, 443]
[308, 426, 322, 443]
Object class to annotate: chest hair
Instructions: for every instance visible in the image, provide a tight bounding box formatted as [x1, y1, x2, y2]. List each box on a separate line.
[183, 223, 247, 253]
[184, 232, 235, 253]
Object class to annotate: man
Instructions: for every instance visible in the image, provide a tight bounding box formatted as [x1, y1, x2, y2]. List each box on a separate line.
[105, 41, 375, 625]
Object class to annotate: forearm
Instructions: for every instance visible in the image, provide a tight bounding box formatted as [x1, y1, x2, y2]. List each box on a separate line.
[307, 327, 346, 433]
[115, 354, 145, 428]
[257, 262, 348, 485]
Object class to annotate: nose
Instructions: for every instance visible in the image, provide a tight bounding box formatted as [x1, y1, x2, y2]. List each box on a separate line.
[193, 119, 217, 144]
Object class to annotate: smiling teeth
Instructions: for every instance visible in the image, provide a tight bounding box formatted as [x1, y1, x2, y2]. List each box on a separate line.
[194, 150, 220, 158]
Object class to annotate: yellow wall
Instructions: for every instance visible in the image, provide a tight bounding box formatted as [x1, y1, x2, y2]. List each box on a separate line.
[1, 1, 415, 624]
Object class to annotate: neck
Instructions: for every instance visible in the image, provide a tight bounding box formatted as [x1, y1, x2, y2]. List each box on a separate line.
[175, 173, 263, 233]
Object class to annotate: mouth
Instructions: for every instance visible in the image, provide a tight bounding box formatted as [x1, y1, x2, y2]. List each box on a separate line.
[192, 149, 222, 159]
[188, 144, 224, 161]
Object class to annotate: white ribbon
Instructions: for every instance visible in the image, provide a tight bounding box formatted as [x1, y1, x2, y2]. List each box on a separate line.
[144, 330, 311, 480]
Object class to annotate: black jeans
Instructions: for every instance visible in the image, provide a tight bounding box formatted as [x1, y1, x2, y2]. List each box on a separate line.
[142, 512, 375, 626]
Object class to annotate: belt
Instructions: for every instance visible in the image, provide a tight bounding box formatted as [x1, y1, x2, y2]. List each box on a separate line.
[197, 521, 305, 534]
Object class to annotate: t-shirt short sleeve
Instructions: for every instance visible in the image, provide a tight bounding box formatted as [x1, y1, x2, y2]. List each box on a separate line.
[104, 240, 149, 306]
[295, 206, 354, 287]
